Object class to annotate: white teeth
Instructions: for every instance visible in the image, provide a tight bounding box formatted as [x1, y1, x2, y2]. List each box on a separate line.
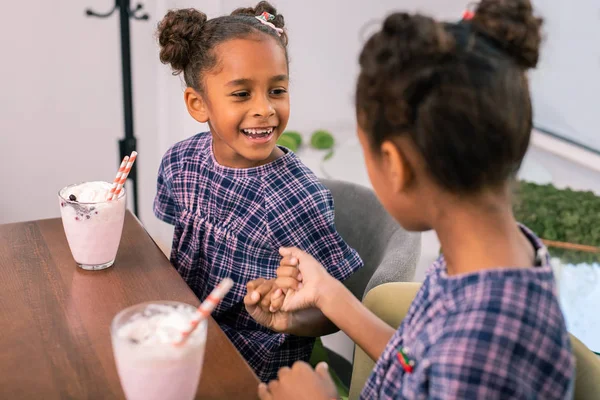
[242, 127, 274, 135]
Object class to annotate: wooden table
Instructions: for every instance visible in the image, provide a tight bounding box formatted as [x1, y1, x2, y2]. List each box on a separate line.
[0, 212, 259, 399]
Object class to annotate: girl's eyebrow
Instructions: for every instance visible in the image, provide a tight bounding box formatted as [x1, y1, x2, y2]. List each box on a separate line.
[225, 75, 288, 87]
[226, 78, 252, 87]
[270, 74, 288, 83]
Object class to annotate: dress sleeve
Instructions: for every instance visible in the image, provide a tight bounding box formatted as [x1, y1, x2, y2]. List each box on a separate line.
[267, 185, 363, 281]
[153, 146, 179, 225]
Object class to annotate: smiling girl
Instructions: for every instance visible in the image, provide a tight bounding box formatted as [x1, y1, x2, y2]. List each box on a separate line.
[153, 2, 363, 382]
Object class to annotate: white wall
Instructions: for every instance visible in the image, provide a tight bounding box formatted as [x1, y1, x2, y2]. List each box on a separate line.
[1, 0, 121, 223]
[0, 0, 159, 235]
[530, 0, 600, 151]
[0, 0, 202, 247]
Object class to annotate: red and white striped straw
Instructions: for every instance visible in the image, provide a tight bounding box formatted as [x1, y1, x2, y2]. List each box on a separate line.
[109, 151, 137, 201]
[106, 156, 129, 200]
[175, 278, 234, 346]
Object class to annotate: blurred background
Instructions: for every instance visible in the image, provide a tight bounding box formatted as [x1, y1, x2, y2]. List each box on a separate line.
[1, 0, 599, 363]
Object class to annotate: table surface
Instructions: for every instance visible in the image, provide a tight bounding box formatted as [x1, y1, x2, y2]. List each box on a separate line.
[0, 211, 259, 399]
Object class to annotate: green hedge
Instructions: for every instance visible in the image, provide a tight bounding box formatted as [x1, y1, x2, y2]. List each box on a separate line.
[514, 181, 600, 264]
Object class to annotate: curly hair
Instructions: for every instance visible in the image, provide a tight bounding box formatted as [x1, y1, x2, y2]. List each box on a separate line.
[157, 1, 287, 91]
[356, 0, 543, 193]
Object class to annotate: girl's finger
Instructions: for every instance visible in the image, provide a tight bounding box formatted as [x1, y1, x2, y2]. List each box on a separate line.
[275, 277, 301, 291]
[254, 280, 274, 296]
[279, 255, 298, 266]
[258, 383, 273, 400]
[261, 289, 275, 310]
[243, 290, 260, 306]
[276, 266, 301, 279]
[270, 292, 285, 312]
[247, 278, 266, 292]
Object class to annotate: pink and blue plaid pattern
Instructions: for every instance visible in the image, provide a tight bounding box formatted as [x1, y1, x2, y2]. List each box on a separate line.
[361, 226, 574, 399]
[154, 132, 363, 381]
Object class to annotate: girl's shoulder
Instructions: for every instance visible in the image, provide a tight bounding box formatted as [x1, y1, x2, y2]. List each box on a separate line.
[164, 132, 210, 163]
[425, 269, 573, 398]
[264, 153, 330, 202]
[159, 132, 211, 178]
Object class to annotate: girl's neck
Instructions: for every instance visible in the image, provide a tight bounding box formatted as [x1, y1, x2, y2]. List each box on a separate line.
[432, 190, 535, 276]
[212, 135, 284, 169]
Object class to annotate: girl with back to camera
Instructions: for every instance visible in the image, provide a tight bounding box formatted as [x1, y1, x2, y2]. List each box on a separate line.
[245, 0, 575, 398]
[154, 1, 363, 382]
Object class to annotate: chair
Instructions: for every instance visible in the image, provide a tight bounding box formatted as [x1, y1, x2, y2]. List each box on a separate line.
[570, 335, 600, 400]
[321, 179, 421, 299]
[317, 179, 421, 389]
[349, 282, 600, 400]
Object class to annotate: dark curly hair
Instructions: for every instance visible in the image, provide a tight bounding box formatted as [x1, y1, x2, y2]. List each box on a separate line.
[157, 1, 287, 92]
[356, 0, 543, 193]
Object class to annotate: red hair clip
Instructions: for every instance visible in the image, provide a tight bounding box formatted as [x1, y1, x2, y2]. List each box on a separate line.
[462, 2, 477, 20]
[255, 11, 283, 36]
[259, 11, 274, 22]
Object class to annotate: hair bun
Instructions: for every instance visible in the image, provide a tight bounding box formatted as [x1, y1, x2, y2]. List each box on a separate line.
[157, 9, 207, 74]
[381, 13, 454, 63]
[471, 0, 543, 68]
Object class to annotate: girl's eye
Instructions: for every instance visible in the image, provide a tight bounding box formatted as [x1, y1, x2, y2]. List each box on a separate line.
[271, 88, 287, 96]
[232, 92, 250, 98]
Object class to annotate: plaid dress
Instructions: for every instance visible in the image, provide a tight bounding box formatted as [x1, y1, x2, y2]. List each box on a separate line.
[154, 132, 363, 382]
[361, 226, 574, 399]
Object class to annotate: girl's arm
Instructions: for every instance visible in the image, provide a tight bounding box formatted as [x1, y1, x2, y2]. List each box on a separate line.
[283, 308, 338, 337]
[247, 248, 396, 362]
[246, 281, 394, 361]
[277, 247, 396, 361]
[317, 279, 396, 361]
[244, 281, 339, 337]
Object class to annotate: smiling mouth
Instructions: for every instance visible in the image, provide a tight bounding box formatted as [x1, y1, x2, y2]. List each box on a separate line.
[241, 127, 275, 139]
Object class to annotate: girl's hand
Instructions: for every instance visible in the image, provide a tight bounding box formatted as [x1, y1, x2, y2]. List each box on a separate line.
[258, 362, 338, 400]
[245, 278, 278, 313]
[243, 278, 293, 332]
[270, 247, 334, 313]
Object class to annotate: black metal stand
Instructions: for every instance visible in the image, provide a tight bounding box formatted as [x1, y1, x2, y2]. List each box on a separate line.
[86, 1, 149, 217]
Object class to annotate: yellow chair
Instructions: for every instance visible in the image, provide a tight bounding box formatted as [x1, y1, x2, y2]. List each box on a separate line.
[349, 282, 600, 400]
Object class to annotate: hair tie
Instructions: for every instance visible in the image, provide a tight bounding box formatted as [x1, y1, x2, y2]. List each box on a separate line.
[462, 2, 477, 20]
[255, 11, 283, 36]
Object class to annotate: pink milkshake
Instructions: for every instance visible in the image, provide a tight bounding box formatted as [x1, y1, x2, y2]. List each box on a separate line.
[111, 302, 207, 400]
[58, 181, 126, 270]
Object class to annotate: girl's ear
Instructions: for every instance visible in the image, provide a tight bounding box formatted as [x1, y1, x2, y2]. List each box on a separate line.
[380, 140, 414, 194]
[184, 87, 209, 123]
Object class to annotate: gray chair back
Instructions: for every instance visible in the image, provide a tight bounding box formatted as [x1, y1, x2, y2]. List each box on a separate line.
[321, 178, 421, 298]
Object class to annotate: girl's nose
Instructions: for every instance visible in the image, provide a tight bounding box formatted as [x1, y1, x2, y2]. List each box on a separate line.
[252, 95, 275, 118]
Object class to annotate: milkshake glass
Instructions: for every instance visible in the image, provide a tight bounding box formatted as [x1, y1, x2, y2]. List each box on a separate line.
[58, 181, 126, 270]
[110, 301, 208, 400]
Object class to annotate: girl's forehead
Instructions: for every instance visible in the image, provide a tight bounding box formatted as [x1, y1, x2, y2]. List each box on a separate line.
[211, 37, 288, 82]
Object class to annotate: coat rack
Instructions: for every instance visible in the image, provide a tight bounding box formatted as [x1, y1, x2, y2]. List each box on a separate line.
[85, 0, 149, 217]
